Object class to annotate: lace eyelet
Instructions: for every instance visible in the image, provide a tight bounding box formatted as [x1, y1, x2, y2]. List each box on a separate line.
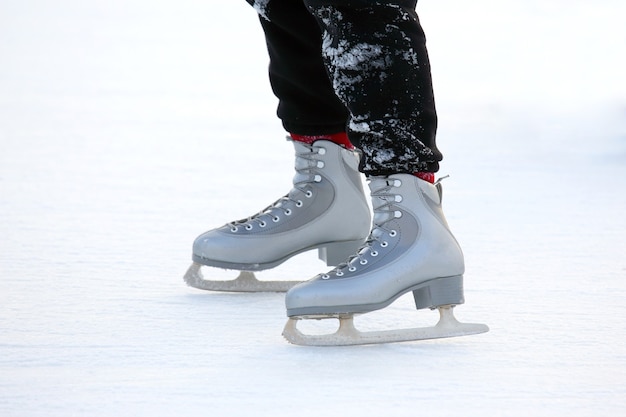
[336, 271, 344, 276]
[259, 221, 267, 227]
[321, 274, 330, 280]
[394, 211, 402, 218]
[305, 191, 313, 198]
[317, 161, 325, 168]
[272, 216, 280, 223]
[380, 241, 388, 247]
[230, 227, 238, 232]
[285, 209, 292, 216]
[395, 195, 403, 202]
[245, 224, 253, 230]
[314, 175, 322, 183]
[316, 147, 327, 155]
[360, 259, 368, 265]
[371, 251, 378, 257]
[296, 200, 303, 207]
[389, 230, 397, 237]
[348, 266, 357, 272]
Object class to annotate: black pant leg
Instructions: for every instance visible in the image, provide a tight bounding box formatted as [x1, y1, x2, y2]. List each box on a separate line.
[246, 0, 349, 135]
[304, 0, 441, 174]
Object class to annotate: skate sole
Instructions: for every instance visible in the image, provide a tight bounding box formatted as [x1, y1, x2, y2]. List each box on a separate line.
[192, 237, 365, 271]
[286, 275, 465, 317]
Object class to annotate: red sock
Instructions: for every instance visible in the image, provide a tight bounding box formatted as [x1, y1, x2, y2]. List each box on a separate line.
[290, 132, 354, 150]
[292, 132, 434, 183]
[414, 172, 435, 183]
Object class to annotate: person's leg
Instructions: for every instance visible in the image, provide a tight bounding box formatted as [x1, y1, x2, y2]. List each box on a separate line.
[283, 2, 483, 344]
[186, 1, 371, 291]
[303, 0, 441, 177]
[248, 0, 350, 137]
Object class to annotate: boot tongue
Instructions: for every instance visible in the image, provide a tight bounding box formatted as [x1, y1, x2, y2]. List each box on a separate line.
[292, 140, 312, 156]
[367, 176, 396, 192]
[368, 177, 398, 225]
[290, 141, 319, 193]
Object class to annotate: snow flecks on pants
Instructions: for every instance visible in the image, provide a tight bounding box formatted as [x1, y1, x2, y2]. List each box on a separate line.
[322, 37, 389, 97]
[310, 4, 441, 175]
[249, 0, 270, 21]
[356, 118, 435, 174]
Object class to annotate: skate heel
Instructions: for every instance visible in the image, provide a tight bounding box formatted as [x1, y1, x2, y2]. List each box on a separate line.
[318, 239, 363, 266]
[412, 275, 465, 310]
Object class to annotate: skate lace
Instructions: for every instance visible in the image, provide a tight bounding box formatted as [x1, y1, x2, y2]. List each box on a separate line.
[322, 178, 402, 278]
[228, 142, 326, 232]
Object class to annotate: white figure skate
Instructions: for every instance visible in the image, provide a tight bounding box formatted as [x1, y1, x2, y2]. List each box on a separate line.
[184, 139, 371, 292]
[283, 174, 488, 345]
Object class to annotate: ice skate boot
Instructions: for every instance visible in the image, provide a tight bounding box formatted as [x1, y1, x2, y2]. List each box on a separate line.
[184, 139, 371, 292]
[283, 174, 488, 345]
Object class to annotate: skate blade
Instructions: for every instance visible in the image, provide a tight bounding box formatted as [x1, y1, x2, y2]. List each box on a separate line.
[183, 262, 300, 293]
[282, 306, 489, 346]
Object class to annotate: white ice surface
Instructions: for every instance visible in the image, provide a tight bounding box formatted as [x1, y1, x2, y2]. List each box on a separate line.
[1, 1, 625, 416]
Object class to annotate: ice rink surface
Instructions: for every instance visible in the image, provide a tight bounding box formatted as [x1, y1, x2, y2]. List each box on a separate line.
[1, 1, 625, 416]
